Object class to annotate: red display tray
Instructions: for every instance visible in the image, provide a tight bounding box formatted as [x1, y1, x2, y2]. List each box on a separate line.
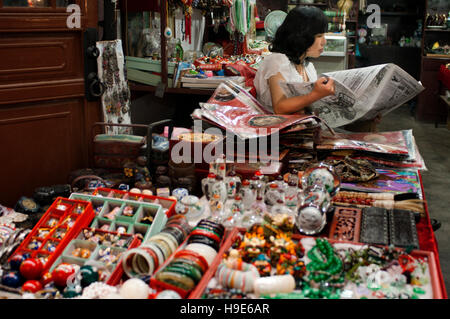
[92, 187, 176, 218]
[9, 197, 95, 275]
[149, 228, 237, 299]
[188, 228, 445, 299]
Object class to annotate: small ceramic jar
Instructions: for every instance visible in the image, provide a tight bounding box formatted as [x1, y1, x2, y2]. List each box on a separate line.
[172, 188, 189, 202]
[301, 163, 340, 196]
[298, 184, 331, 212]
[175, 195, 204, 220]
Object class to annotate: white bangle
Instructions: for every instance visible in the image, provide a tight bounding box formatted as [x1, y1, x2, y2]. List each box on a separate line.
[253, 274, 296, 295]
[216, 261, 260, 293]
[184, 243, 217, 267]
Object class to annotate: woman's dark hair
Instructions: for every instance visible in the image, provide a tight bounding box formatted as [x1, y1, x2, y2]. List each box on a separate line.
[270, 6, 328, 65]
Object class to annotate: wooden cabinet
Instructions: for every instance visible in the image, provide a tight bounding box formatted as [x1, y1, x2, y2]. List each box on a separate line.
[0, 1, 102, 207]
[417, 57, 449, 122]
[416, 0, 450, 122]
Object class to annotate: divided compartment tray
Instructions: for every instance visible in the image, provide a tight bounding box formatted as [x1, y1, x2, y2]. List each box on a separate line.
[92, 187, 176, 218]
[187, 228, 445, 299]
[51, 228, 142, 286]
[69, 193, 168, 241]
[8, 197, 95, 273]
[99, 201, 125, 221]
[62, 239, 98, 260]
[90, 217, 115, 232]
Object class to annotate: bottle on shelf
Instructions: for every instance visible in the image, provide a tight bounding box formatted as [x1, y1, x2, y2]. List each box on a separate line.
[285, 180, 300, 209]
[250, 171, 266, 198]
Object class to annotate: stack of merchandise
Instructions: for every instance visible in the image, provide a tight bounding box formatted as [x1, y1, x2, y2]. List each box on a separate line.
[316, 129, 427, 171]
[191, 81, 324, 164]
[180, 75, 246, 90]
[312, 130, 427, 214]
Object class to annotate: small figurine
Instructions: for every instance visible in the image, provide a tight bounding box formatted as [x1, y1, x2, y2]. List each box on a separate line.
[124, 157, 152, 191]
[252, 254, 272, 277]
[239, 232, 267, 262]
[276, 253, 298, 276]
[268, 233, 296, 266]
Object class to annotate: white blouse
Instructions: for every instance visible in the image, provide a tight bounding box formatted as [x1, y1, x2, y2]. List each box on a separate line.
[254, 52, 318, 113]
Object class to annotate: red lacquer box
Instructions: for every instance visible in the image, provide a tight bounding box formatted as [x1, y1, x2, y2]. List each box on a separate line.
[9, 197, 95, 274]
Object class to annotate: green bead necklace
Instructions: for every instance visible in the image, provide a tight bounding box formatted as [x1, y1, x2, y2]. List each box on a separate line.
[304, 238, 345, 299]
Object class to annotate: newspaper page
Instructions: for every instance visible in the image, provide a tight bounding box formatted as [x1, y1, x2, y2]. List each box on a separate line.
[279, 64, 424, 128]
[192, 81, 321, 140]
[358, 64, 425, 120]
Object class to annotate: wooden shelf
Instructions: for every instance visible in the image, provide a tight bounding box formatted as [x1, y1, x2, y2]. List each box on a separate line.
[424, 54, 450, 59]
[424, 28, 450, 32]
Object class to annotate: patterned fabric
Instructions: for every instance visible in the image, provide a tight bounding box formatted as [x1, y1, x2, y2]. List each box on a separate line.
[96, 39, 132, 134]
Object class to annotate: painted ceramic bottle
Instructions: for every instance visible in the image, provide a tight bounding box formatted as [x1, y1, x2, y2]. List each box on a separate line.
[250, 171, 266, 198]
[264, 183, 285, 207]
[271, 199, 294, 217]
[224, 165, 241, 200]
[239, 179, 255, 210]
[224, 194, 244, 228]
[201, 173, 216, 200]
[209, 193, 225, 223]
[211, 175, 228, 203]
[241, 194, 267, 228]
[284, 181, 299, 209]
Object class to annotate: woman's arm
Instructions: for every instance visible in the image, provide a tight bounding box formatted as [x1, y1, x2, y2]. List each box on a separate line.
[269, 72, 335, 115]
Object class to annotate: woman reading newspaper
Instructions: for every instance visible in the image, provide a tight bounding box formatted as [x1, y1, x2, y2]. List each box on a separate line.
[254, 6, 334, 114]
[254, 6, 380, 131]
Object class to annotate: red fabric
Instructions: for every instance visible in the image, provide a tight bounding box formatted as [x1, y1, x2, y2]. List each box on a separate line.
[224, 62, 257, 97]
[438, 64, 450, 90]
[417, 172, 448, 298]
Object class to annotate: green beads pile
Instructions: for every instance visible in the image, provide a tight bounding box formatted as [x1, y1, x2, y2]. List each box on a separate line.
[304, 238, 345, 299]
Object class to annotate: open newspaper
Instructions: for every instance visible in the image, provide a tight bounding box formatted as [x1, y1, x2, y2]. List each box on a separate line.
[192, 80, 322, 140]
[279, 63, 425, 128]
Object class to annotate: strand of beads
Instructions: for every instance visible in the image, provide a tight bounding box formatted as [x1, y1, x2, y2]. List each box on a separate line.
[304, 238, 345, 299]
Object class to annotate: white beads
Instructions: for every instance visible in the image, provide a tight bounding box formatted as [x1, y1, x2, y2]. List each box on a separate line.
[80, 282, 119, 299]
[119, 278, 150, 299]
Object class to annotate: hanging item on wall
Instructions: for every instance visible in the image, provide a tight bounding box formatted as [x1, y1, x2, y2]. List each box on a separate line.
[182, 0, 193, 44]
[228, 0, 253, 36]
[227, 0, 256, 55]
[96, 39, 132, 134]
[175, 6, 206, 52]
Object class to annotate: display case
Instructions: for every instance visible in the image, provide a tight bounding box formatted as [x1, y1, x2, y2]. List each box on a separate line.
[314, 34, 349, 74]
